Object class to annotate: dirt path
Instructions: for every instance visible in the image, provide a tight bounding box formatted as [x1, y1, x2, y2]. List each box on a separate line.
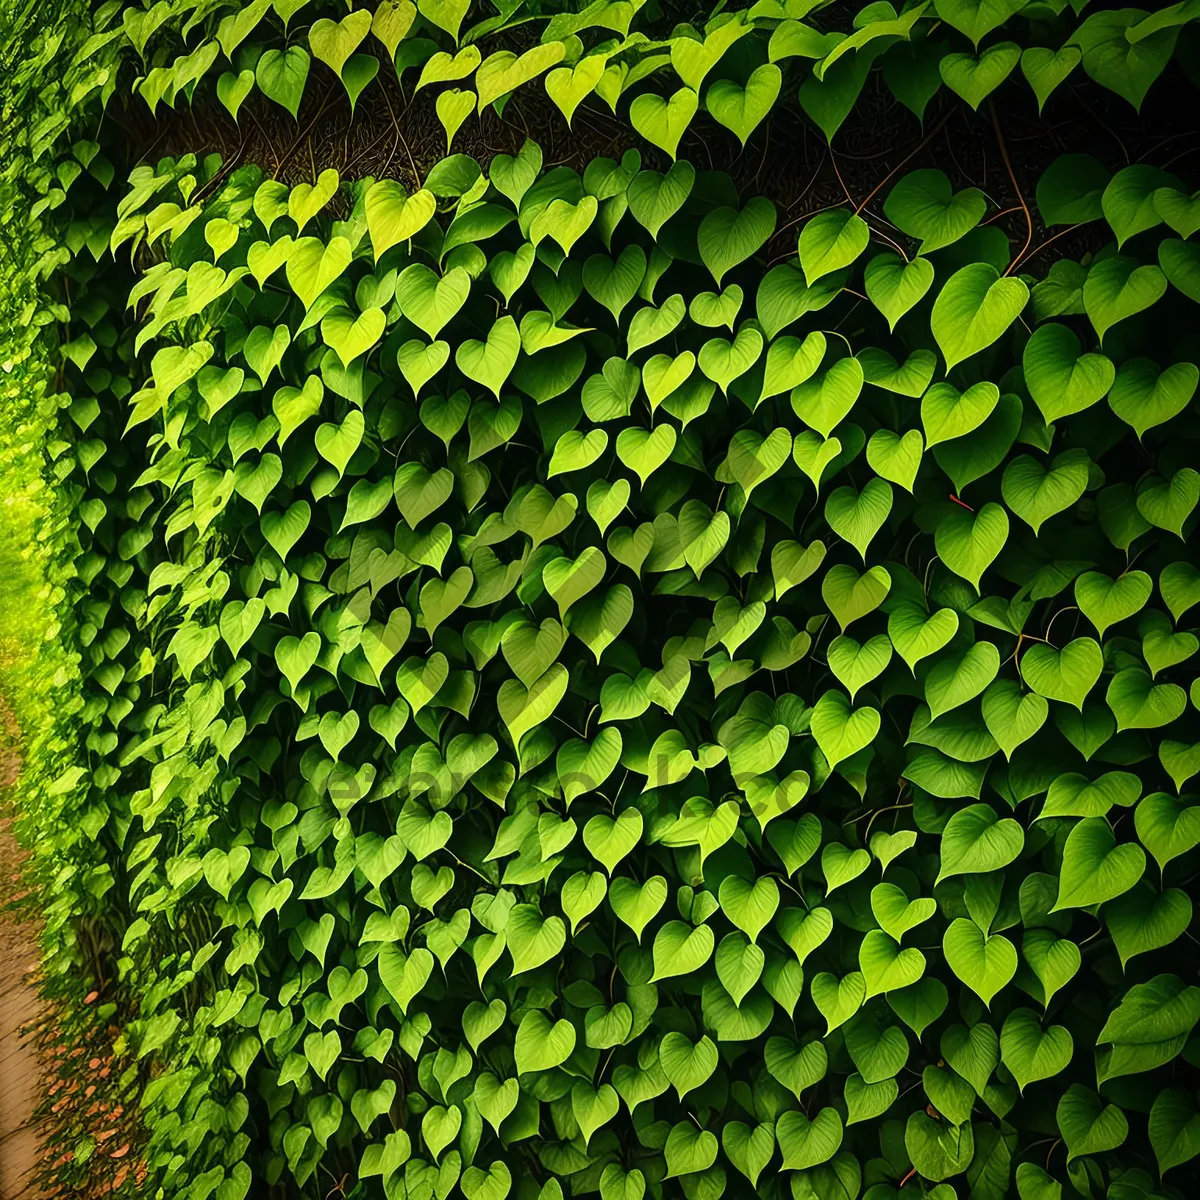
[0, 699, 47, 1199]
[0, 836, 46, 1200]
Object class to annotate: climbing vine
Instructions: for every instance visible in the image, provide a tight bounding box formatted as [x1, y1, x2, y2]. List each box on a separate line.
[5, 3, 1200, 1200]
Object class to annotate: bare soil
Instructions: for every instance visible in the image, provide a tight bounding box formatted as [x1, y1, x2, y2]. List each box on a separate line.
[0, 701, 47, 1200]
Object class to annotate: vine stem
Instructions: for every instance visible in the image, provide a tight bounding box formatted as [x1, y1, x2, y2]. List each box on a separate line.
[1012, 221, 1084, 274]
[1043, 605, 1078, 645]
[853, 107, 954, 216]
[830, 150, 856, 207]
[988, 100, 1033, 273]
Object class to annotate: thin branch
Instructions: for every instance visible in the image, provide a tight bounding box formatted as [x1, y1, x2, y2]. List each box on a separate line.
[1011, 221, 1084, 274]
[853, 107, 954, 216]
[989, 100, 1033, 273]
[829, 149, 856, 207]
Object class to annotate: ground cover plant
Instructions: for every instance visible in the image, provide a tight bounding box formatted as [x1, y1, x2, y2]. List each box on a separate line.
[4, 3, 1200, 1200]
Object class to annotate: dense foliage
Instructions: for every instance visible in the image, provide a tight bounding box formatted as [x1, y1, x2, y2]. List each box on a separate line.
[5, 3, 1200, 1200]
[60, 0, 1200, 146]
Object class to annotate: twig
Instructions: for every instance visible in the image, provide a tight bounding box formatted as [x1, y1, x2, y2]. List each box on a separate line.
[381, 80, 420, 187]
[989, 100, 1033, 273]
[274, 83, 339, 180]
[854, 107, 954, 216]
[1011, 222, 1084, 274]
[829, 149, 855, 207]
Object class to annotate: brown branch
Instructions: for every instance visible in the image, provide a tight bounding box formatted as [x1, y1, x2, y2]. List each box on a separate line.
[273, 82, 339, 181]
[853, 106, 954, 216]
[829, 148, 856, 207]
[989, 100, 1033, 273]
[1011, 221, 1084, 274]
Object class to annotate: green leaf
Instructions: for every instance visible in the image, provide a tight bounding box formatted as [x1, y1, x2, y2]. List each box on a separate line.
[791, 357, 864, 438]
[925, 642, 1000, 720]
[776, 1107, 843, 1169]
[615, 424, 676, 488]
[416, 0, 470, 40]
[546, 57, 607, 127]
[889, 605, 959, 671]
[935, 503, 1009, 591]
[827, 634, 893, 700]
[1133, 791, 1200, 869]
[513, 1010, 576, 1072]
[811, 690, 880, 768]
[698, 198, 777, 287]
[823, 563, 891, 630]
[706, 64, 782, 146]
[309, 11, 371, 79]
[456, 316, 520, 397]
[1102, 163, 1177, 246]
[905, 1110, 975, 1181]
[365, 181, 436, 260]
[798, 209, 870, 286]
[824, 478, 892, 560]
[663, 1122, 718, 1178]
[506, 904, 566, 975]
[981, 679, 1047, 759]
[1083, 257, 1167, 343]
[286, 236, 352, 309]
[698, 330, 759, 395]
[931, 263, 1029, 371]
[866, 429, 924, 493]
[678, 500, 730, 577]
[583, 245, 646, 323]
[314, 408, 364, 478]
[609, 875, 667, 941]
[859, 930, 926, 998]
[397, 264, 471, 338]
[942, 918, 1017, 1006]
[1160, 237, 1200, 303]
[1075, 569, 1152, 637]
[476, 43, 565, 115]
[1036, 154, 1109, 226]
[719, 874, 780, 943]
[1097, 974, 1200, 1084]
[1000, 1008, 1073, 1092]
[1020, 637, 1103, 708]
[934, 0, 1025, 46]
[757, 262, 843, 338]
[1149, 1087, 1200, 1175]
[582, 807, 643, 873]
[939, 43, 1021, 110]
[1001, 449, 1091, 533]
[941, 1021, 999, 1094]
[652, 921, 714, 981]
[1056, 1084, 1128, 1161]
[629, 86, 699, 159]
[722, 1121, 776, 1185]
[1022, 322, 1114, 424]
[884, 169, 987, 254]
[660, 1032, 718, 1100]
[257, 45, 310, 118]
[1021, 46, 1082, 112]
[871, 883, 936, 943]
[496, 663, 568, 745]
[1108, 358, 1199, 438]
[864, 253, 935, 330]
[1053, 817, 1145, 910]
[627, 162, 695, 238]
[938, 803, 1024, 884]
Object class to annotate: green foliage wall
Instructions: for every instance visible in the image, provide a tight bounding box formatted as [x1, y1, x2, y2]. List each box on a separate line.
[8, 3, 1200, 1200]
[88, 0, 1200, 150]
